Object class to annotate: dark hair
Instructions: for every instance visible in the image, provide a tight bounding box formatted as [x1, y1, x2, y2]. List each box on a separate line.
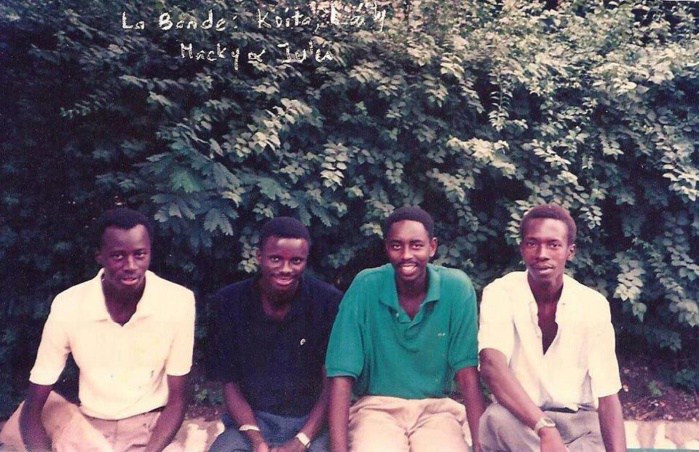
[383, 206, 435, 239]
[259, 217, 311, 250]
[94, 208, 153, 247]
[520, 203, 577, 245]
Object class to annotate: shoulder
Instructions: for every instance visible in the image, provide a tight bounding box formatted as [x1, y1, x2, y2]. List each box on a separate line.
[563, 274, 610, 316]
[431, 265, 474, 289]
[215, 278, 254, 300]
[350, 264, 392, 286]
[50, 274, 101, 315]
[147, 272, 194, 302]
[484, 271, 527, 292]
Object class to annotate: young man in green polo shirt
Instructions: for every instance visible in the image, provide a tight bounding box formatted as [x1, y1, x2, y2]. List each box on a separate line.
[325, 206, 485, 452]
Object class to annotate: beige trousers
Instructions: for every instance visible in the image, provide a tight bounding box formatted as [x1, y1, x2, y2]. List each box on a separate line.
[479, 403, 604, 452]
[348, 395, 469, 452]
[0, 392, 181, 452]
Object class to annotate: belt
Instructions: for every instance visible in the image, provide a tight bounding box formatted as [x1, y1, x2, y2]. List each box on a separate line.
[545, 407, 577, 414]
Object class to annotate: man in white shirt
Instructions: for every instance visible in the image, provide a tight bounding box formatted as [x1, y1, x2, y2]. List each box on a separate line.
[16, 207, 195, 451]
[478, 204, 626, 452]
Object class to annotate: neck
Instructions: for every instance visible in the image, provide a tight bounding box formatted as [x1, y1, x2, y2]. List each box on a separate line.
[102, 285, 142, 326]
[528, 275, 563, 305]
[396, 275, 428, 299]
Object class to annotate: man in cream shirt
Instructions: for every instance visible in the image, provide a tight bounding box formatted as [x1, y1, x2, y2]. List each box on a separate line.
[478, 204, 626, 452]
[7, 207, 195, 452]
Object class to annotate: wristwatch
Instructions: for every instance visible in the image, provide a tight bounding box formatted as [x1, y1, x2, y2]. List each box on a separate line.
[534, 416, 556, 435]
[295, 432, 311, 449]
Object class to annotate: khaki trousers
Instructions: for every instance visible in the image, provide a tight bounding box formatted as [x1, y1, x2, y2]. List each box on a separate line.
[348, 396, 469, 452]
[479, 403, 604, 452]
[0, 392, 181, 452]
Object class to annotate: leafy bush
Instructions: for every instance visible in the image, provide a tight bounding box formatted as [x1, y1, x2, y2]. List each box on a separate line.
[1, 0, 697, 415]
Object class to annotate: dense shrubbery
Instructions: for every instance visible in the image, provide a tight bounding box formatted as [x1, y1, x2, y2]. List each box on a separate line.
[1, 0, 697, 415]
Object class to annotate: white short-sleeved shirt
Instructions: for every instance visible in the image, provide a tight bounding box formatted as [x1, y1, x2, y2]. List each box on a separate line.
[478, 271, 621, 411]
[30, 270, 195, 420]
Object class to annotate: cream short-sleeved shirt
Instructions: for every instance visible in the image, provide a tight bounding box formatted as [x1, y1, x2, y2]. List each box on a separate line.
[30, 270, 195, 420]
[478, 271, 621, 411]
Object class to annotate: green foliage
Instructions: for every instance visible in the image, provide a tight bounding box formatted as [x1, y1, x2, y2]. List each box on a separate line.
[1, 0, 697, 415]
[647, 380, 664, 398]
[672, 368, 698, 392]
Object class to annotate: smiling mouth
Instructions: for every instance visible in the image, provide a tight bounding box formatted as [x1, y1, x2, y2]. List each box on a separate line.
[120, 275, 142, 286]
[397, 263, 419, 274]
[273, 276, 296, 286]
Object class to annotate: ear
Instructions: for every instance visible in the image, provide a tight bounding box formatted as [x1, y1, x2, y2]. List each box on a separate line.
[255, 247, 262, 264]
[429, 237, 438, 258]
[567, 243, 576, 261]
[95, 249, 103, 266]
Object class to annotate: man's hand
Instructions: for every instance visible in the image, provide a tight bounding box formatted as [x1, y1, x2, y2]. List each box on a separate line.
[539, 427, 567, 452]
[252, 439, 270, 452]
[270, 437, 307, 452]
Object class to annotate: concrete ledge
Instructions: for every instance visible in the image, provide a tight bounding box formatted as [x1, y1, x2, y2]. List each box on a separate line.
[3, 417, 698, 451]
[171, 418, 699, 451]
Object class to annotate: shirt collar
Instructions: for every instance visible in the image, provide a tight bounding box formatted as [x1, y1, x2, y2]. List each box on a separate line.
[83, 269, 157, 322]
[523, 271, 573, 324]
[379, 263, 441, 309]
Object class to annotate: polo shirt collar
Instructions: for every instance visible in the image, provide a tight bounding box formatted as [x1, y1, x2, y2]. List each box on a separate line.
[379, 264, 441, 310]
[82, 269, 158, 323]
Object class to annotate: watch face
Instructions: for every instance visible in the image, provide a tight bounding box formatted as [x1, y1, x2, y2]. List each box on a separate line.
[535, 416, 557, 433]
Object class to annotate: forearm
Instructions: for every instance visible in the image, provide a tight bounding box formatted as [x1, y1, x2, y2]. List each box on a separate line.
[479, 349, 545, 429]
[598, 394, 626, 452]
[145, 374, 188, 452]
[223, 382, 267, 447]
[455, 367, 485, 452]
[19, 383, 52, 451]
[144, 401, 186, 452]
[328, 377, 353, 452]
[298, 376, 331, 441]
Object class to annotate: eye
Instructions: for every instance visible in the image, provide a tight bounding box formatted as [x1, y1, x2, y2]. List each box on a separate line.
[135, 250, 148, 258]
[548, 242, 562, 249]
[269, 256, 280, 263]
[411, 243, 424, 249]
[111, 253, 124, 260]
[291, 258, 304, 265]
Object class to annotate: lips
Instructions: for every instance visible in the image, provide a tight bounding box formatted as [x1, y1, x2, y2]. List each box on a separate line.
[120, 275, 143, 286]
[397, 262, 419, 277]
[272, 275, 296, 288]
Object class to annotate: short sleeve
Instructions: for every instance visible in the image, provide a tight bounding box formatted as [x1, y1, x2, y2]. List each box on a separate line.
[29, 296, 71, 385]
[325, 279, 365, 379]
[447, 275, 479, 371]
[588, 300, 622, 399]
[478, 281, 516, 362]
[165, 290, 196, 376]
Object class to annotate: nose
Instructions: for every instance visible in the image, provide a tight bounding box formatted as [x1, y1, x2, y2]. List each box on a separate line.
[534, 245, 549, 260]
[125, 255, 137, 270]
[281, 260, 292, 273]
[401, 247, 413, 260]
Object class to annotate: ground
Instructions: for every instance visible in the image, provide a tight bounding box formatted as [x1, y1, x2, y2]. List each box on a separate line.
[618, 351, 699, 422]
[186, 350, 699, 422]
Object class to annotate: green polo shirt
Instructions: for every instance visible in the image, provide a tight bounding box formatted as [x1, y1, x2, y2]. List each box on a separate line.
[325, 263, 478, 399]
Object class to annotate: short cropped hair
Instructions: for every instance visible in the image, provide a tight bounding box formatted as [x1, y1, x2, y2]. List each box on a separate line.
[383, 206, 435, 239]
[259, 217, 311, 250]
[520, 203, 577, 245]
[94, 207, 153, 247]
